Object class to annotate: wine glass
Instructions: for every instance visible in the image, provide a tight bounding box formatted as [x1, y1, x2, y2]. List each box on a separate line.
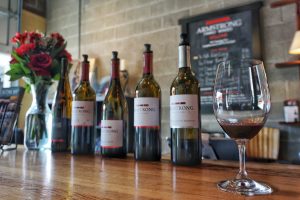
[213, 59, 272, 196]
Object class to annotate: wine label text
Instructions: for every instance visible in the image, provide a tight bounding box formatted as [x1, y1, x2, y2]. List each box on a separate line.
[101, 120, 123, 148]
[134, 97, 160, 128]
[170, 95, 199, 128]
[71, 101, 94, 126]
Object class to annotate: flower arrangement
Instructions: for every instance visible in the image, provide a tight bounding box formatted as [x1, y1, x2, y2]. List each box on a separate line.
[5, 31, 72, 150]
[6, 31, 72, 90]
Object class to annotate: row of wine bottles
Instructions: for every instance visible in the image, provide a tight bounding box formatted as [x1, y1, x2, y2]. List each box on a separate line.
[51, 33, 201, 166]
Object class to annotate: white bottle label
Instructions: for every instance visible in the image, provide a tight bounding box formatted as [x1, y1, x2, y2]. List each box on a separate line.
[134, 97, 160, 128]
[71, 101, 94, 126]
[284, 106, 299, 122]
[170, 95, 199, 128]
[101, 120, 123, 148]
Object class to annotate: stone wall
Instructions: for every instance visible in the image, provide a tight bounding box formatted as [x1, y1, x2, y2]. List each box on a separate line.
[47, 0, 300, 161]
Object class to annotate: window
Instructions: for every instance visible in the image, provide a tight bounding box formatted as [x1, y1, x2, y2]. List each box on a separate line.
[0, 52, 17, 88]
[0, 0, 21, 49]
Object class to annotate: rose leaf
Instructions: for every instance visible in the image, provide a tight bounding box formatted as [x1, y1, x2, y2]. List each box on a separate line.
[19, 62, 32, 75]
[11, 51, 25, 63]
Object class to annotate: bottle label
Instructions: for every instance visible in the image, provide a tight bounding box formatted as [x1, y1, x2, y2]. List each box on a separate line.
[52, 118, 71, 142]
[101, 120, 123, 148]
[134, 97, 159, 128]
[71, 101, 94, 126]
[52, 121, 64, 143]
[170, 95, 199, 128]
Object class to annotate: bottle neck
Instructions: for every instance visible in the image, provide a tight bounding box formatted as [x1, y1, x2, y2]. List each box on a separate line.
[110, 78, 122, 89]
[111, 60, 120, 79]
[81, 62, 89, 82]
[143, 52, 153, 75]
[61, 63, 68, 79]
[178, 45, 191, 69]
[178, 66, 192, 73]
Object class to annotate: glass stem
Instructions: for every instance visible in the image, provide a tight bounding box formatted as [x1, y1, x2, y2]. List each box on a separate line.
[236, 139, 248, 180]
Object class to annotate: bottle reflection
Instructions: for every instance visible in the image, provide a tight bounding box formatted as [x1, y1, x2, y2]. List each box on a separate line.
[172, 167, 177, 192]
[21, 150, 53, 199]
[135, 162, 139, 189]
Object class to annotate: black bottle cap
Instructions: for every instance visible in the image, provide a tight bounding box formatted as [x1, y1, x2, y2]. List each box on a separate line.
[144, 44, 152, 53]
[112, 51, 119, 60]
[82, 54, 89, 63]
[179, 33, 189, 46]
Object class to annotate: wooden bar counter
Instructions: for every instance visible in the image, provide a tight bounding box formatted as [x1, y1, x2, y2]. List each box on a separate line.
[0, 148, 299, 200]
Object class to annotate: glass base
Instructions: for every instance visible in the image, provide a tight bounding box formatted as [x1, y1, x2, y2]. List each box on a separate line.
[217, 178, 273, 196]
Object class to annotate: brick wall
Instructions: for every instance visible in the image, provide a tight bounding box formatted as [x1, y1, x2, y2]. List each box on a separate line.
[47, 0, 300, 160]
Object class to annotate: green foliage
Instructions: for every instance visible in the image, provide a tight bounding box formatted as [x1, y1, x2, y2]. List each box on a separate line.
[25, 83, 31, 93]
[20, 62, 31, 75]
[53, 73, 60, 81]
[5, 63, 24, 81]
[51, 42, 66, 58]
[11, 51, 25, 63]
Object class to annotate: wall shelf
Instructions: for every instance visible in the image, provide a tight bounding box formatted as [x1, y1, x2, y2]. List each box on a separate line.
[271, 0, 299, 8]
[279, 121, 300, 126]
[275, 61, 300, 68]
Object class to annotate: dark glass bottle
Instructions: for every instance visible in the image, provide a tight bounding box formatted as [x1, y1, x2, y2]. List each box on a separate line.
[170, 33, 201, 165]
[134, 44, 161, 161]
[101, 51, 128, 158]
[71, 55, 96, 154]
[51, 58, 72, 152]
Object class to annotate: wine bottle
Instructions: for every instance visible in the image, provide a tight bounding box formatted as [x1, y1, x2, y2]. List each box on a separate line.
[51, 57, 72, 152]
[71, 54, 96, 154]
[170, 33, 201, 166]
[134, 44, 161, 161]
[101, 51, 128, 157]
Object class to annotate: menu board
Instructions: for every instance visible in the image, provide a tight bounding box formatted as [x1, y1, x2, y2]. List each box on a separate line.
[179, 2, 262, 113]
[0, 87, 24, 145]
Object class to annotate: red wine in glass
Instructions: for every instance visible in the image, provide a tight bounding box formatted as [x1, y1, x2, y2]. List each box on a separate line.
[213, 59, 272, 196]
[219, 122, 264, 140]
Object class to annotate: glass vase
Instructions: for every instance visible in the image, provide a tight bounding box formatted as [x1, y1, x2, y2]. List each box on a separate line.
[24, 80, 52, 150]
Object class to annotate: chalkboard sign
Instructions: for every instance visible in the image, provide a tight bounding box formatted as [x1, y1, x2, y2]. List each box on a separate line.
[179, 2, 263, 114]
[0, 87, 25, 146]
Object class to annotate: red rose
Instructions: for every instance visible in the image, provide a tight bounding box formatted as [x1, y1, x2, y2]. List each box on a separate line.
[29, 32, 42, 43]
[51, 32, 65, 46]
[15, 43, 35, 56]
[11, 32, 28, 44]
[29, 53, 52, 76]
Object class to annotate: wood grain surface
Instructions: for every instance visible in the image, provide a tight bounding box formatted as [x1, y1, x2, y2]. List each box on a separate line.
[0, 148, 299, 200]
